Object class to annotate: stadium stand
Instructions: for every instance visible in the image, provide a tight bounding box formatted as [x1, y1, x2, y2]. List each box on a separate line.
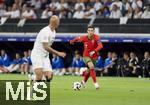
[0, 0, 149, 77]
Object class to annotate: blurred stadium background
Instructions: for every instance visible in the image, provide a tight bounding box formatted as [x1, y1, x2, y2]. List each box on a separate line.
[0, 0, 150, 76]
[0, 0, 150, 105]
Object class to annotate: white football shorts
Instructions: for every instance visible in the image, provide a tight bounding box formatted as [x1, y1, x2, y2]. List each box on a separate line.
[31, 51, 52, 72]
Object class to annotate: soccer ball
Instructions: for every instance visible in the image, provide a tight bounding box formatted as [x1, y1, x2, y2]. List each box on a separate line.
[73, 82, 82, 90]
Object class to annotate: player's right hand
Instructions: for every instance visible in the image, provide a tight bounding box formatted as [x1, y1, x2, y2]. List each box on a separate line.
[69, 40, 74, 44]
[58, 52, 66, 58]
[89, 51, 95, 57]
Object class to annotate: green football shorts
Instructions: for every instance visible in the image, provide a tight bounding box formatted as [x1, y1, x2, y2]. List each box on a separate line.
[83, 57, 97, 66]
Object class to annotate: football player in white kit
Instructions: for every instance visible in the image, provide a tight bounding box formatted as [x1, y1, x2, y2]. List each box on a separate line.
[31, 15, 66, 82]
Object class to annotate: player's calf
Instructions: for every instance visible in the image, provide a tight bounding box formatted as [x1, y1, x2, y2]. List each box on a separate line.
[45, 76, 53, 82]
[44, 71, 53, 82]
[81, 80, 86, 88]
[34, 68, 43, 81]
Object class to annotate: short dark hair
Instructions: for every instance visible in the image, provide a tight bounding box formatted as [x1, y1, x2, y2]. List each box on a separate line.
[87, 26, 95, 30]
[124, 52, 130, 57]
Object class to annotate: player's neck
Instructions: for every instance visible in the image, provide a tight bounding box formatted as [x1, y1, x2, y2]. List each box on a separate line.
[87, 34, 94, 40]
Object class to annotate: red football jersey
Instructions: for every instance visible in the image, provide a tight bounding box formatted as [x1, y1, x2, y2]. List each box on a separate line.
[71, 34, 103, 59]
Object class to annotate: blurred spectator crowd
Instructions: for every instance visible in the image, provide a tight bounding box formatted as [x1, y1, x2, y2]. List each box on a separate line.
[0, 0, 150, 20]
[0, 49, 32, 74]
[0, 49, 149, 78]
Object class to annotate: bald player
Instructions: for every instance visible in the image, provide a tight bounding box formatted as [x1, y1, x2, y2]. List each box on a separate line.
[31, 15, 66, 82]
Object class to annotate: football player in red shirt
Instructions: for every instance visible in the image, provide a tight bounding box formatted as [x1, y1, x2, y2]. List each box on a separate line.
[70, 26, 103, 89]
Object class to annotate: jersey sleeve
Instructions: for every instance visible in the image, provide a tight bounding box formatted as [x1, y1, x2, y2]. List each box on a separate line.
[71, 36, 84, 43]
[95, 36, 103, 52]
[39, 29, 50, 43]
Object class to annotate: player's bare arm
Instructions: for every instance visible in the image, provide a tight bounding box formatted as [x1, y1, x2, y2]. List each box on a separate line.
[43, 42, 66, 58]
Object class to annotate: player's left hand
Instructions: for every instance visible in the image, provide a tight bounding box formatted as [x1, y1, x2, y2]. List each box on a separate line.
[58, 52, 66, 58]
[69, 40, 74, 44]
[89, 51, 95, 57]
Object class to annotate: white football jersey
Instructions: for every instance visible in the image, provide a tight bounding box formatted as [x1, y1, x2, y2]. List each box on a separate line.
[32, 26, 56, 57]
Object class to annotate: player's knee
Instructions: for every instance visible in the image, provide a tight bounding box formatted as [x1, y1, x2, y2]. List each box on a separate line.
[87, 62, 94, 69]
[35, 74, 43, 81]
[35, 74, 43, 82]
[36, 77, 42, 81]
[86, 70, 90, 73]
[35, 69, 43, 79]
[88, 65, 94, 70]
[45, 73, 53, 82]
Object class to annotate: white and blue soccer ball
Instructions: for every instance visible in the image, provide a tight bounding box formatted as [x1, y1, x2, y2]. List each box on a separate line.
[73, 82, 82, 90]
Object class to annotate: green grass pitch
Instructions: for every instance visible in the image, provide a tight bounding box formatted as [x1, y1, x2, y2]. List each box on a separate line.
[0, 74, 150, 105]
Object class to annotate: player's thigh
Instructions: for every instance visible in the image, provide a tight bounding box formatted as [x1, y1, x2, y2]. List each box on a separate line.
[31, 53, 43, 70]
[34, 68, 43, 77]
[31, 53, 44, 79]
[83, 57, 94, 69]
[87, 61, 94, 69]
[43, 71, 53, 79]
[43, 57, 53, 75]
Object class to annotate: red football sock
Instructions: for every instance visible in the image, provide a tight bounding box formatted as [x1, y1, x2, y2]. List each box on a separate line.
[90, 69, 97, 83]
[81, 71, 86, 77]
[83, 72, 90, 83]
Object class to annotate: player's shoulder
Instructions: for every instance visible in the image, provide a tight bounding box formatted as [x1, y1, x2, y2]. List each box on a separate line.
[40, 26, 50, 32]
[38, 26, 50, 35]
[94, 34, 100, 40]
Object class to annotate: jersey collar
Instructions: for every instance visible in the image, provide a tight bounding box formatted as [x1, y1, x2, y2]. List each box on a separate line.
[87, 34, 94, 40]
